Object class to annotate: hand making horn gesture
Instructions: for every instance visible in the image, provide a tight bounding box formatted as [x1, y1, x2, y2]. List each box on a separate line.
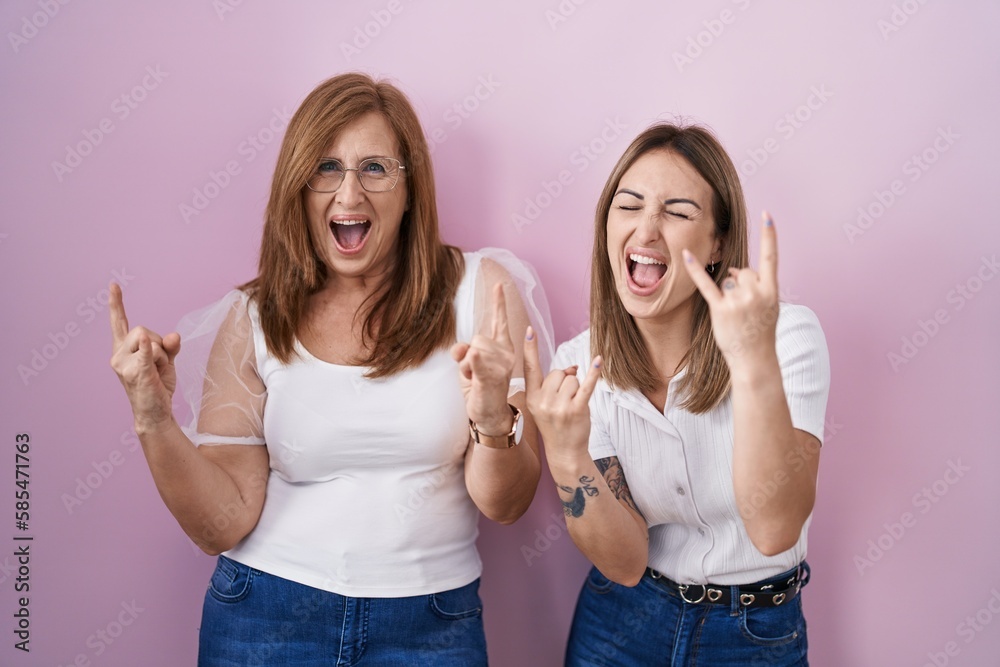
[522, 323, 602, 465]
[683, 211, 781, 373]
[108, 283, 182, 433]
[451, 283, 518, 433]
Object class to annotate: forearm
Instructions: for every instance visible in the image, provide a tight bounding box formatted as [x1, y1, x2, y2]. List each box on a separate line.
[548, 453, 648, 586]
[137, 418, 264, 554]
[465, 395, 540, 524]
[730, 356, 816, 554]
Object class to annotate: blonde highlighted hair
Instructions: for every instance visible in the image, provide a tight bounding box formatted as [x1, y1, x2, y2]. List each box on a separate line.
[241, 73, 462, 377]
[590, 122, 749, 413]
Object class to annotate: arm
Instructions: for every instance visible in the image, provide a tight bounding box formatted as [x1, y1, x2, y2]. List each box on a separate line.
[730, 361, 821, 556]
[683, 212, 825, 556]
[453, 260, 541, 524]
[109, 284, 269, 554]
[524, 336, 649, 586]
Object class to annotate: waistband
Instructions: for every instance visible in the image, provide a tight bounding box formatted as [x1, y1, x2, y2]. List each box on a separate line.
[645, 562, 810, 609]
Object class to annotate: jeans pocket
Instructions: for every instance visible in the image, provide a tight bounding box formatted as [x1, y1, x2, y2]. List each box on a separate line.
[207, 555, 255, 604]
[738, 596, 804, 647]
[429, 580, 483, 621]
[584, 567, 617, 595]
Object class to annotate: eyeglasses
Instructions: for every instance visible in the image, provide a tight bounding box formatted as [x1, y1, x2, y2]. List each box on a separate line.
[305, 157, 406, 193]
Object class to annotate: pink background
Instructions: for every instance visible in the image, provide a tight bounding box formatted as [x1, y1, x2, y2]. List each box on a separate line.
[2, 1, 998, 665]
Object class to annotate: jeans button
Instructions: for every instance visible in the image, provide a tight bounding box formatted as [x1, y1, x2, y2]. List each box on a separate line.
[676, 487, 685, 496]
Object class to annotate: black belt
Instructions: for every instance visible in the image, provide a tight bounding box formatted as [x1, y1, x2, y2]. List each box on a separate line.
[645, 565, 807, 609]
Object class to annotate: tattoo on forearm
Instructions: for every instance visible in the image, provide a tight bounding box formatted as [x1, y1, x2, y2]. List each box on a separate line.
[595, 457, 643, 517]
[557, 475, 599, 518]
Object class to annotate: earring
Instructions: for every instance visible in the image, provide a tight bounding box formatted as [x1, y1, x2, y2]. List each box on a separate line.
[707, 263, 716, 274]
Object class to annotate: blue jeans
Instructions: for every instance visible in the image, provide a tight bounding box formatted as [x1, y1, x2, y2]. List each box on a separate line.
[566, 564, 809, 666]
[198, 555, 487, 666]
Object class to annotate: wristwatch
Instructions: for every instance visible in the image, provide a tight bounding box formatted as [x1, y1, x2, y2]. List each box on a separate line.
[469, 404, 524, 449]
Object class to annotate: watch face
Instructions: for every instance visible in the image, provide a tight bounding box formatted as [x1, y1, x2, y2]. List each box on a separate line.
[513, 408, 524, 445]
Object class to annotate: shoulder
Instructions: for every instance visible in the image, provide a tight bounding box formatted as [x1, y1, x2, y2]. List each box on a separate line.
[553, 329, 592, 372]
[774, 302, 830, 378]
[776, 303, 826, 345]
[462, 248, 523, 284]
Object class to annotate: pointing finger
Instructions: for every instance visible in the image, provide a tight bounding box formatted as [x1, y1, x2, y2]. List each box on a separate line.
[682, 249, 722, 307]
[109, 282, 130, 350]
[522, 326, 543, 394]
[575, 355, 603, 405]
[490, 283, 510, 343]
[759, 210, 778, 289]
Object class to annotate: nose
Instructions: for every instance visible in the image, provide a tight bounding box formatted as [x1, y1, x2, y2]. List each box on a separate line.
[334, 169, 366, 207]
[635, 207, 662, 244]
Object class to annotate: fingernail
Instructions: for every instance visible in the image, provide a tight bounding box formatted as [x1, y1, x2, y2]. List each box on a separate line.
[525, 326, 534, 341]
[593, 356, 602, 369]
[762, 210, 773, 227]
[682, 249, 693, 263]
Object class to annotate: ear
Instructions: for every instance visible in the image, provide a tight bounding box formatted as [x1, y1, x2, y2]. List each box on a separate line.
[710, 234, 723, 265]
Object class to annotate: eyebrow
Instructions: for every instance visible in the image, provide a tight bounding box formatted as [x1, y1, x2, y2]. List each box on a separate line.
[614, 189, 702, 209]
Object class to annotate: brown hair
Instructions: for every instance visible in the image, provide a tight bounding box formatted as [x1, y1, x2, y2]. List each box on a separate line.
[590, 122, 749, 413]
[241, 73, 463, 377]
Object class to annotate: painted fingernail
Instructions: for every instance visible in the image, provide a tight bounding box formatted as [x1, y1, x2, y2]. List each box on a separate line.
[763, 210, 773, 227]
[683, 249, 693, 263]
[724, 279, 736, 290]
[593, 356, 602, 369]
[525, 326, 535, 341]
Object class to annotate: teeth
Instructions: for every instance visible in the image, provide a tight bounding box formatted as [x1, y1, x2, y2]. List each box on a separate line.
[629, 253, 666, 265]
[332, 219, 368, 226]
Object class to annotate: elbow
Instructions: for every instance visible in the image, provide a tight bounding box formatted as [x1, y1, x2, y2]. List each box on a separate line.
[599, 554, 648, 587]
[199, 544, 224, 557]
[751, 537, 797, 558]
[742, 501, 814, 557]
[484, 503, 529, 526]
[191, 526, 250, 557]
[605, 561, 647, 587]
[613, 568, 645, 588]
[747, 522, 804, 557]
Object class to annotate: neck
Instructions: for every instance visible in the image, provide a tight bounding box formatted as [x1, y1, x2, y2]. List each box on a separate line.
[320, 264, 394, 300]
[633, 300, 696, 382]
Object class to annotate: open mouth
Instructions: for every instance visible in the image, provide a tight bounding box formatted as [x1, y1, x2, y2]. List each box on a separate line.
[626, 251, 668, 294]
[329, 218, 371, 255]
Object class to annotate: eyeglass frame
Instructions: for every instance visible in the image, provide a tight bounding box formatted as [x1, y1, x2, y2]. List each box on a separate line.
[305, 156, 407, 193]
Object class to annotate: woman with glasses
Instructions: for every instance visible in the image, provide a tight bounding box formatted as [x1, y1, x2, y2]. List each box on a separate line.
[522, 123, 830, 665]
[108, 73, 552, 665]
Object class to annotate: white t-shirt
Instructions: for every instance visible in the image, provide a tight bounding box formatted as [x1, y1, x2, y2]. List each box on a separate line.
[552, 303, 830, 586]
[175, 250, 553, 597]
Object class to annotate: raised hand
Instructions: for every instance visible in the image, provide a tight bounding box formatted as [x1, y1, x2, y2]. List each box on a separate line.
[451, 283, 518, 434]
[108, 283, 182, 433]
[682, 210, 780, 375]
[523, 325, 602, 466]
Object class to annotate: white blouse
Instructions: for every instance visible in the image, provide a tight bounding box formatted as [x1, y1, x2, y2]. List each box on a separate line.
[173, 249, 553, 597]
[552, 303, 830, 585]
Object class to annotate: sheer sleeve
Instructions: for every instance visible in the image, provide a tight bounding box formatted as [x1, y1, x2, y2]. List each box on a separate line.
[470, 248, 555, 397]
[173, 290, 267, 447]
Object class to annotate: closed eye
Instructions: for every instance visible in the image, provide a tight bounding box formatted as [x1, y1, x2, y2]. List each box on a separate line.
[667, 210, 691, 219]
[617, 205, 641, 211]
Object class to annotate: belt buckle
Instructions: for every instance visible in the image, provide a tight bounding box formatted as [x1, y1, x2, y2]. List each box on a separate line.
[678, 583, 706, 604]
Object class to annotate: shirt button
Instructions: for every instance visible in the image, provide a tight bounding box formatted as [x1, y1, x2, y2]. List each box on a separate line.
[676, 487, 685, 496]
[698, 528, 706, 536]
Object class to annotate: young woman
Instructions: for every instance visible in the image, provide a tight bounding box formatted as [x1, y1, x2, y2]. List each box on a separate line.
[523, 123, 830, 665]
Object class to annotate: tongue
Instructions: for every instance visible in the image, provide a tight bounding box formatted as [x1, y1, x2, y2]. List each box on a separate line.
[632, 262, 667, 288]
[333, 223, 368, 250]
